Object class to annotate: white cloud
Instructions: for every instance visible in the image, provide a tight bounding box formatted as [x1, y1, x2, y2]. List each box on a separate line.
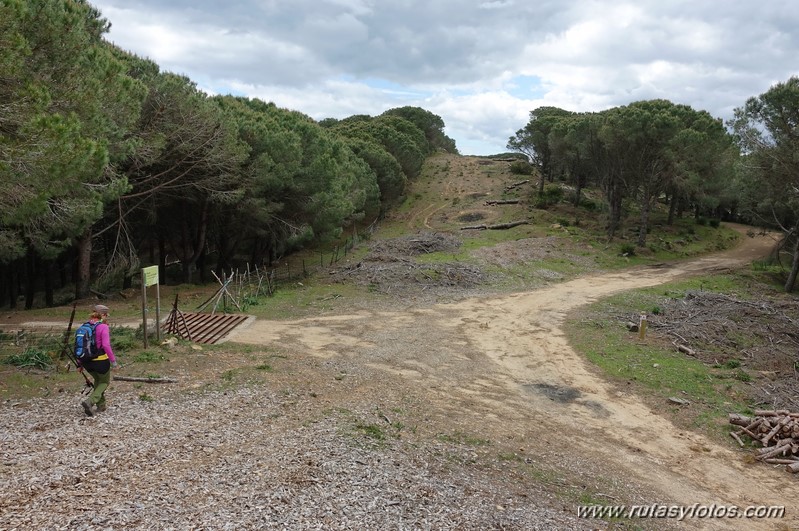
[93, 0, 799, 155]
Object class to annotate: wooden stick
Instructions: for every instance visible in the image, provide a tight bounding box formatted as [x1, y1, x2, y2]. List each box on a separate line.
[739, 427, 760, 440]
[113, 376, 177, 384]
[763, 458, 799, 465]
[675, 343, 695, 356]
[754, 410, 794, 417]
[756, 439, 794, 460]
[484, 199, 520, 205]
[729, 413, 752, 427]
[729, 431, 745, 447]
[762, 417, 791, 446]
[504, 179, 530, 191]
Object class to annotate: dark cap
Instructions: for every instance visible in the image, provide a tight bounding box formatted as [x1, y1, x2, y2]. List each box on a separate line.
[94, 304, 110, 314]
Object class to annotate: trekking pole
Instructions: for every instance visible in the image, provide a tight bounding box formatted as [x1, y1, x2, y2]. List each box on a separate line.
[59, 302, 92, 389]
[58, 302, 78, 361]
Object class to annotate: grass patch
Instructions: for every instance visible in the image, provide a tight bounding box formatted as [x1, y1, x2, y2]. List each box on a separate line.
[564, 275, 767, 441]
[4, 347, 54, 370]
[133, 350, 168, 363]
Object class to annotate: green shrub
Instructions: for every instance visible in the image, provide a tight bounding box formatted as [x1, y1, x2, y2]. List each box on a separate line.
[579, 197, 598, 211]
[111, 326, 138, 351]
[509, 160, 533, 175]
[5, 347, 53, 370]
[620, 243, 636, 256]
[536, 183, 564, 208]
[134, 350, 167, 363]
[708, 218, 720, 228]
[696, 216, 708, 226]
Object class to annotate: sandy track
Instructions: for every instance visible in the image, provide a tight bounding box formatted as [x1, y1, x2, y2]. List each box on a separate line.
[230, 226, 797, 530]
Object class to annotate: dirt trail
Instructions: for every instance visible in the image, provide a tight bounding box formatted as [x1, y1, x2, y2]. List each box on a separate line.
[230, 226, 795, 530]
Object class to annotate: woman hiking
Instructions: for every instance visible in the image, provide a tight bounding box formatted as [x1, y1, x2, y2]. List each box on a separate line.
[79, 304, 118, 416]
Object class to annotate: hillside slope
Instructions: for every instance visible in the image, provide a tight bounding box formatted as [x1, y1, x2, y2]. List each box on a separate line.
[1, 154, 794, 530]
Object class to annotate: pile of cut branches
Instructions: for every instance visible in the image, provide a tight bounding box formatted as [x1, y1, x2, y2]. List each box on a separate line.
[729, 410, 799, 474]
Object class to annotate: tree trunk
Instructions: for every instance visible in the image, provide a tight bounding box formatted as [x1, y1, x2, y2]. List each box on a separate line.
[178, 199, 210, 284]
[158, 236, 167, 285]
[44, 260, 54, 307]
[607, 184, 623, 240]
[667, 193, 677, 225]
[75, 228, 92, 299]
[637, 198, 651, 247]
[8, 261, 19, 310]
[25, 250, 36, 310]
[785, 230, 799, 293]
[573, 173, 584, 208]
[0, 264, 6, 307]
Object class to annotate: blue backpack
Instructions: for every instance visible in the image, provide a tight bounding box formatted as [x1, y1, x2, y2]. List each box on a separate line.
[74, 322, 99, 361]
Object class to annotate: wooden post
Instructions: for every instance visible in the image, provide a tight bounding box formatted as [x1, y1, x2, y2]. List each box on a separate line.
[141, 268, 148, 349]
[638, 314, 648, 340]
[155, 275, 161, 342]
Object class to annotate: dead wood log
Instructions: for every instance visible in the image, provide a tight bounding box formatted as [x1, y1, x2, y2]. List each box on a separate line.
[739, 426, 761, 440]
[668, 397, 690, 406]
[675, 343, 695, 356]
[626, 322, 639, 332]
[113, 375, 177, 384]
[754, 409, 794, 417]
[763, 458, 799, 465]
[762, 417, 791, 446]
[460, 220, 529, 231]
[504, 179, 530, 191]
[487, 220, 529, 230]
[787, 462, 799, 473]
[729, 413, 753, 427]
[730, 431, 745, 447]
[756, 438, 794, 460]
[484, 199, 520, 205]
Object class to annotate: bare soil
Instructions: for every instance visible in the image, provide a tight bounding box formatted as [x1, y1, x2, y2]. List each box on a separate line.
[2, 155, 797, 530]
[228, 224, 794, 530]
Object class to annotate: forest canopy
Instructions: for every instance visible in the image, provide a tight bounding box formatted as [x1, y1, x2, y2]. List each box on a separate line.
[0, 0, 457, 308]
[2, 0, 798, 308]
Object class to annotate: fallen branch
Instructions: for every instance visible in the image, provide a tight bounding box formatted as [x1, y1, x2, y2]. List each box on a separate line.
[504, 179, 530, 191]
[728, 413, 752, 427]
[460, 220, 529, 231]
[484, 199, 520, 205]
[729, 431, 745, 447]
[675, 343, 695, 356]
[113, 375, 177, 384]
[730, 410, 799, 475]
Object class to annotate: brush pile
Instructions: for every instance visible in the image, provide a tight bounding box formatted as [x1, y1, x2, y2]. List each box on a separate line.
[729, 410, 799, 473]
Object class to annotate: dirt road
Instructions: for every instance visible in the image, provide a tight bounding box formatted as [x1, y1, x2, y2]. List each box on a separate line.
[230, 226, 797, 530]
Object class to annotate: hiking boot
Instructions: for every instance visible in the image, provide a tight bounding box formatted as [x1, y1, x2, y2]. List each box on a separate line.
[96, 404, 107, 413]
[81, 398, 94, 417]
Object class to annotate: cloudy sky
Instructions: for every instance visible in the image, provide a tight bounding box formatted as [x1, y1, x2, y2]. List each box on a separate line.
[91, 0, 798, 156]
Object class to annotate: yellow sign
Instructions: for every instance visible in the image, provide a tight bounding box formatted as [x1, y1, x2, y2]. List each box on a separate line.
[142, 266, 159, 287]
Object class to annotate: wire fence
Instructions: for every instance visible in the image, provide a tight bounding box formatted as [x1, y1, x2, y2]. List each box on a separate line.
[194, 224, 375, 314]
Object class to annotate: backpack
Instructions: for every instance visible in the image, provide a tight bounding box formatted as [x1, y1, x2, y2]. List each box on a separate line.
[74, 321, 99, 361]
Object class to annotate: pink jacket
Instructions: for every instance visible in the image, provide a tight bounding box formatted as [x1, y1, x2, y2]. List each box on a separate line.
[93, 320, 116, 363]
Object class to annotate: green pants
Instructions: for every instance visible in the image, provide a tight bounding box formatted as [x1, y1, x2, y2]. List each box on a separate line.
[86, 368, 111, 407]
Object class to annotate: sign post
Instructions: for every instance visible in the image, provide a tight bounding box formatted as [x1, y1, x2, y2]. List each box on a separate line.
[141, 266, 161, 348]
[638, 314, 648, 340]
